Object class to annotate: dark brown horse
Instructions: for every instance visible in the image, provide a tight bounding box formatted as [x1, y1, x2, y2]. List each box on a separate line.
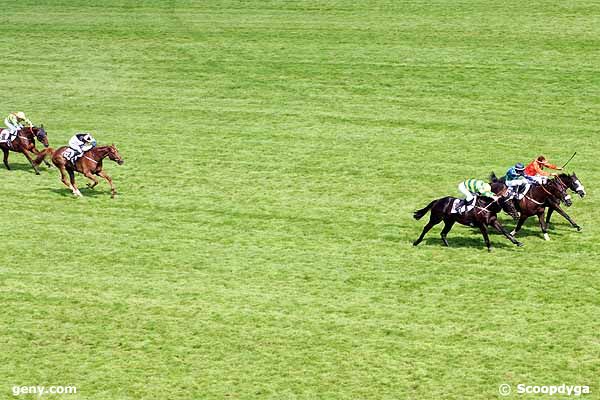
[52, 144, 124, 198]
[494, 176, 572, 241]
[413, 182, 522, 251]
[545, 173, 586, 231]
[0, 126, 53, 174]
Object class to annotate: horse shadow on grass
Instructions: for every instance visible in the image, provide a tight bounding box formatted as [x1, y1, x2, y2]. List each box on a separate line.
[420, 233, 516, 250]
[1, 162, 52, 174]
[39, 187, 113, 198]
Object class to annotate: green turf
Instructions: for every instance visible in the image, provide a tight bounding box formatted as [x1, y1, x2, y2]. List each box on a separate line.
[1, 1, 599, 399]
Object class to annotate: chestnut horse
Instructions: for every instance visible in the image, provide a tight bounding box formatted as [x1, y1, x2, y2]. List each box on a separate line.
[52, 144, 124, 198]
[0, 126, 53, 174]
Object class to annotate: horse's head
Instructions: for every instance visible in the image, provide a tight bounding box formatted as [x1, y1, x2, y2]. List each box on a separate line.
[107, 144, 124, 165]
[498, 195, 519, 220]
[566, 172, 586, 198]
[33, 125, 49, 148]
[548, 177, 572, 207]
[491, 181, 519, 220]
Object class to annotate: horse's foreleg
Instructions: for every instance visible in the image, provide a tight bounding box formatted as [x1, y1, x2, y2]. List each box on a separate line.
[83, 171, 99, 189]
[2, 147, 10, 170]
[67, 169, 82, 197]
[478, 224, 493, 252]
[21, 149, 40, 175]
[537, 212, 550, 240]
[491, 219, 523, 247]
[547, 204, 581, 231]
[546, 207, 554, 225]
[440, 218, 455, 246]
[97, 170, 117, 198]
[511, 215, 527, 236]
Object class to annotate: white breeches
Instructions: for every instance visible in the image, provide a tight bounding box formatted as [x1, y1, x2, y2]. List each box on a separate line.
[458, 182, 475, 202]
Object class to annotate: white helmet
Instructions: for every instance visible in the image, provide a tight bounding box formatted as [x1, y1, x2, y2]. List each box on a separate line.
[16, 111, 26, 119]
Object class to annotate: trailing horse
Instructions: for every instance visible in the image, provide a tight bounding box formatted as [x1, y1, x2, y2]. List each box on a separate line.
[413, 182, 522, 251]
[0, 126, 53, 174]
[51, 144, 124, 198]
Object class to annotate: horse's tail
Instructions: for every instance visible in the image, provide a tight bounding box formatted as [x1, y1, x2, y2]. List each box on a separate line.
[413, 200, 437, 220]
[33, 147, 52, 166]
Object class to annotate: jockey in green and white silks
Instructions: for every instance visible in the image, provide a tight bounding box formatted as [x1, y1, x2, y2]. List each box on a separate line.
[68, 132, 97, 161]
[4, 111, 33, 138]
[457, 179, 499, 214]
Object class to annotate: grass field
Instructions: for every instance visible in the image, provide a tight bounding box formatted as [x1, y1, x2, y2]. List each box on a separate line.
[1, 1, 599, 399]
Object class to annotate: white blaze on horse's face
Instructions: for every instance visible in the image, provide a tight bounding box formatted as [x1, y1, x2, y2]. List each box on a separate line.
[573, 178, 586, 197]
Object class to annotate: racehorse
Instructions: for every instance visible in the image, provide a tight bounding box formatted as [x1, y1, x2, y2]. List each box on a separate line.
[545, 173, 586, 231]
[51, 144, 124, 198]
[0, 126, 53, 174]
[413, 182, 522, 251]
[490, 173, 572, 241]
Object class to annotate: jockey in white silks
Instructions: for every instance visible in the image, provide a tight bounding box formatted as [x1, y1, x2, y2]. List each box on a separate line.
[68, 132, 97, 161]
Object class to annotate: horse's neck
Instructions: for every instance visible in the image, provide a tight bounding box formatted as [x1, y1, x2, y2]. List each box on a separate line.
[90, 146, 110, 160]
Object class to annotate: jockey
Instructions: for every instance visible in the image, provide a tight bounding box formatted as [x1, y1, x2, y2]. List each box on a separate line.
[4, 112, 33, 138]
[524, 155, 562, 184]
[505, 162, 536, 198]
[68, 132, 97, 161]
[457, 179, 499, 214]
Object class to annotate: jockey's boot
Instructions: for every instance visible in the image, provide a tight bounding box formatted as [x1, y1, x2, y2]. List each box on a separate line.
[459, 198, 474, 214]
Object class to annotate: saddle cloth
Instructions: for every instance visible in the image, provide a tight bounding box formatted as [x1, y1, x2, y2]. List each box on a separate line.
[509, 185, 531, 200]
[63, 148, 78, 162]
[0, 129, 15, 143]
[450, 198, 476, 214]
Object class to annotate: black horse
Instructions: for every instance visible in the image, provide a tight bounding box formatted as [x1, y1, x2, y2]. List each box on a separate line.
[490, 173, 571, 241]
[413, 182, 522, 251]
[545, 173, 586, 231]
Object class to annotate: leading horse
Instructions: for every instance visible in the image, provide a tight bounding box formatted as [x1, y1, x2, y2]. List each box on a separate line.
[0, 126, 53, 174]
[413, 182, 522, 251]
[52, 144, 124, 198]
[491, 173, 572, 241]
[545, 173, 586, 231]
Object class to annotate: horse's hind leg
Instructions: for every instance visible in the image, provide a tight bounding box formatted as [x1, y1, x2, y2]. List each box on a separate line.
[68, 169, 82, 197]
[440, 218, 456, 246]
[2, 147, 10, 170]
[413, 215, 443, 246]
[97, 170, 117, 198]
[538, 212, 550, 241]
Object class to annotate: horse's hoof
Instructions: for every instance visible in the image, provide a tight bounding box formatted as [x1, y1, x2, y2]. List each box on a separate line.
[35, 171, 40, 175]
[516, 241, 524, 247]
[543, 233, 550, 241]
[413, 241, 419, 246]
[487, 247, 493, 252]
[576, 226, 582, 232]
